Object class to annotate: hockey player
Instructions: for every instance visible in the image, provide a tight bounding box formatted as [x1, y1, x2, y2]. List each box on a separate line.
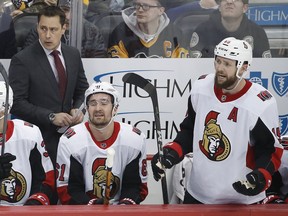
[0, 81, 55, 205]
[107, 0, 189, 58]
[56, 82, 148, 205]
[151, 37, 283, 204]
[189, 0, 271, 58]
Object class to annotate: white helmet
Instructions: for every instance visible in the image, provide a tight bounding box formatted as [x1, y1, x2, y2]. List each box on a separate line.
[84, 82, 120, 107]
[0, 81, 13, 113]
[214, 37, 252, 78]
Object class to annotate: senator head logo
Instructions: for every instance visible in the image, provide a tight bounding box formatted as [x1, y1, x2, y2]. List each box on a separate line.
[199, 111, 231, 161]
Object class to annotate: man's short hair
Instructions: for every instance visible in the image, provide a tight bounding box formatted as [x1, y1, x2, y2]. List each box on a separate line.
[157, 0, 166, 8]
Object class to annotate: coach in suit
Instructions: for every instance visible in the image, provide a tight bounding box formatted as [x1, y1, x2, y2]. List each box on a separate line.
[9, 6, 89, 167]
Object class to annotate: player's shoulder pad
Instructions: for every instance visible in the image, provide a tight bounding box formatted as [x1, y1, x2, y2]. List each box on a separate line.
[132, 127, 142, 136]
[64, 128, 76, 139]
[198, 74, 208, 80]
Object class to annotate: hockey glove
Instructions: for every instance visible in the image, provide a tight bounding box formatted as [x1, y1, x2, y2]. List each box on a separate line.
[87, 198, 104, 205]
[232, 168, 272, 196]
[151, 143, 183, 181]
[24, 193, 50, 205]
[0, 153, 16, 180]
[261, 192, 285, 204]
[118, 198, 136, 205]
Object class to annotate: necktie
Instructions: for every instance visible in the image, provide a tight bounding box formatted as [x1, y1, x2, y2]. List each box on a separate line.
[51, 50, 67, 99]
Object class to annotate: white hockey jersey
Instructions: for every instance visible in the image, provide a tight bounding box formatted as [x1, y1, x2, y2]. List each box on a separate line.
[174, 74, 283, 204]
[0, 119, 55, 206]
[56, 121, 148, 205]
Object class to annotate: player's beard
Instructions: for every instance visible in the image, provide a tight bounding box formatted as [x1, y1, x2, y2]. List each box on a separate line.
[214, 72, 238, 90]
[89, 111, 112, 129]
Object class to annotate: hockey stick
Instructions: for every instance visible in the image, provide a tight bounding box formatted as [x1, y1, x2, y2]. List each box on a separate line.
[0, 63, 10, 156]
[104, 147, 115, 205]
[122, 72, 169, 204]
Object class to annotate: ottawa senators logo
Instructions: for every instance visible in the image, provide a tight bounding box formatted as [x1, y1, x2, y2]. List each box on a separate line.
[89, 158, 120, 199]
[199, 111, 231, 161]
[0, 169, 27, 203]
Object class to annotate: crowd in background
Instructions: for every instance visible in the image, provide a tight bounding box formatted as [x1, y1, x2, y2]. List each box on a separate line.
[0, 0, 287, 58]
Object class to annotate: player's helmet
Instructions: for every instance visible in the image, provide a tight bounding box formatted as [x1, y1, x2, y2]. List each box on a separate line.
[85, 82, 120, 107]
[0, 81, 13, 113]
[214, 37, 252, 71]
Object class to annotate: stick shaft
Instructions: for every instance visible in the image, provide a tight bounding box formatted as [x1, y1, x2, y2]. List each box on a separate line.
[122, 73, 169, 204]
[104, 168, 112, 205]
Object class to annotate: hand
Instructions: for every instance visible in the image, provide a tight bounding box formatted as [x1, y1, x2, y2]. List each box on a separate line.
[151, 146, 182, 181]
[232, 169, 272, 196]
[87, 198, 104, 205]
[0, 153, 16, 179]
[70, 108, 84, 126]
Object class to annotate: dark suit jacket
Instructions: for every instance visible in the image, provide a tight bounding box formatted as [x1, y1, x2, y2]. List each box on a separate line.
[9, 41, 89, 163]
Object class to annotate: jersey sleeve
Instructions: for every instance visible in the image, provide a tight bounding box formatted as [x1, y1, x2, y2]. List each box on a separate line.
[119, 133, 148, 204]
[251, 94, 283, 175]
[107, 23, 129, 58]
[29, 127, 55, 204]
[173, 95, 195, 154]
[56, 136, 73, 204]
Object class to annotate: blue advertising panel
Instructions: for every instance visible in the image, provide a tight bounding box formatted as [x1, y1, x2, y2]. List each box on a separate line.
[247, 4, 288, 26]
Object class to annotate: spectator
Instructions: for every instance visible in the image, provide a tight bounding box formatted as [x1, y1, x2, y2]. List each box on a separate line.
[190, 0, 272, 58]
[8, 5, 89, 169]
[0, 81, 55, 205]
[56, 82, 148, 205]
[151, 37, 283, 204]
[107, 0, 189, 58]
[85, 0, 133, 24]
[10, 0, 57, 18]
[23, 4, 107, 58]
[166, 0, 218, 22]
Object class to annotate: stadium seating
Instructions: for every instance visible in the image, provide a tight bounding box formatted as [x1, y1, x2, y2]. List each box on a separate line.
[173, 10, 214, 46]
[13, 13, 38, 51]
[93, 12, 123, 49]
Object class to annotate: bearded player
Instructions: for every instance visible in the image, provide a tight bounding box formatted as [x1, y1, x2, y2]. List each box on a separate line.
[56, 82, 148, 205]
[152, 37, 283, 204]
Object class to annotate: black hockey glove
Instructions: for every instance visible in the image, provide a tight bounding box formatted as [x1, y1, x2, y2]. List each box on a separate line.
[151, 145, 182, 181]
[87, 198, 104, 205]
[232, 168, 272, 196]
[0, 153, 16, 179]
[261, 192, 285, 204]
